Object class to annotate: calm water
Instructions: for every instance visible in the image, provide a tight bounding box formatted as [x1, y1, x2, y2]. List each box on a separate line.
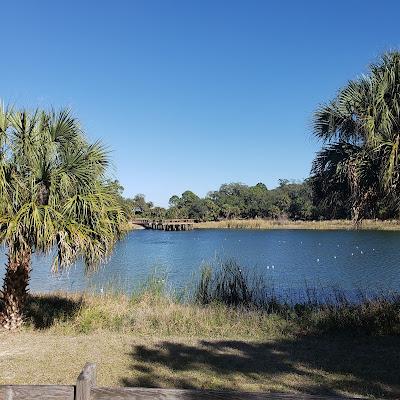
[1, 229, 400, 294]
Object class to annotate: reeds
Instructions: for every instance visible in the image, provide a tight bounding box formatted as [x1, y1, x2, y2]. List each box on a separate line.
[193, 261, 400, 335]
[194, 260, 278, 310]
[195, 219, 400, 230]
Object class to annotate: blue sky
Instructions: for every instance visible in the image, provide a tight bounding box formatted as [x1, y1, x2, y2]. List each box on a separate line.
[2, 1, 400, 206]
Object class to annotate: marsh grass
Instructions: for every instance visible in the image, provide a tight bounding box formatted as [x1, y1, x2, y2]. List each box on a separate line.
[195, 219, 400, 230]
[194, 260, 276, 309]
[194, 261, 400, 335]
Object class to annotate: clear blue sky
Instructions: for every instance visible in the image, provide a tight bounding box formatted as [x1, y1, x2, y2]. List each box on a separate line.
[2, 1, 399, 206]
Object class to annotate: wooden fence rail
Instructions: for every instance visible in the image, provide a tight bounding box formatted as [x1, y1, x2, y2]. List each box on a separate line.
[0, 362, 360, 400]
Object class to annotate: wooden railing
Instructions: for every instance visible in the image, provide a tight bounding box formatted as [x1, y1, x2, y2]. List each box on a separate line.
[0, 362, 358, 399]
[131, 219, 150, 225]
[132, 219, 194, 224]
[157, 219, 194, 224]
[131, 219, 195, 231]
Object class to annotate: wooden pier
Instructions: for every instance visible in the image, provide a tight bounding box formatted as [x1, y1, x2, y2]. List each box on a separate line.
[132, 219, 194, 231]
[0, 362, 356, 400]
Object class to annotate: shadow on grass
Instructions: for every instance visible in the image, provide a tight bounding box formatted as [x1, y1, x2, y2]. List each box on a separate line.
[24, 294, 82, 329]
[122, 335, 400, 399]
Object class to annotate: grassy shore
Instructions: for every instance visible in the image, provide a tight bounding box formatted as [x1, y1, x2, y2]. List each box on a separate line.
[1, 284, 399, 398]
[195, 218, 400, 230]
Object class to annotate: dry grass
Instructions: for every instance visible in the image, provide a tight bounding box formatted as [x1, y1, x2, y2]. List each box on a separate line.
[1, 331, 399, 398]
[23, 291, 291, 338]
[195, 219, 400, 230]
[0, 291, 398, 398]
[22, 289, 400, 337]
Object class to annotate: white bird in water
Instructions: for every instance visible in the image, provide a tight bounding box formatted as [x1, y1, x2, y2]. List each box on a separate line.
[317, 258, 320, 262]
[271, 265, 275, 269]
[334, 256, 337, 259]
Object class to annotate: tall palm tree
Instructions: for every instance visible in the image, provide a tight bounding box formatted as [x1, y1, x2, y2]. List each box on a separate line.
[312, 52, 400, 224]
[0, 105, 124, 329]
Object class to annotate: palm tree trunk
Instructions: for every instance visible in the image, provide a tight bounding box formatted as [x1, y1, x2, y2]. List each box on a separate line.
[0, 250, 31, 330]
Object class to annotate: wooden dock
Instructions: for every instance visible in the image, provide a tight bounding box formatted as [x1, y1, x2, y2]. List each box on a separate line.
[132, 219, 194, 231]
[0, 362, 359, 400]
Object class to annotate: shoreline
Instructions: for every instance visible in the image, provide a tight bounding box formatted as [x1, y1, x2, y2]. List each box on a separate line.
[194, 219, 400, 231]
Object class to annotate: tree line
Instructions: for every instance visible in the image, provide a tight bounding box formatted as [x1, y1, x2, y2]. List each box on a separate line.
[119, 173, 400, 223]
[117, 177, 394, 222]
[119, 180, 312, 221]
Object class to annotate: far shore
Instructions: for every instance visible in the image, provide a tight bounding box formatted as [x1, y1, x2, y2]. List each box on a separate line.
[128, 218, 400, 231]
[194, 219, 400, 231]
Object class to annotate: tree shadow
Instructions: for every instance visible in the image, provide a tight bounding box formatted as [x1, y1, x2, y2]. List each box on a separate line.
[24, 294, 82, 329]
[121, 335, 400, 398]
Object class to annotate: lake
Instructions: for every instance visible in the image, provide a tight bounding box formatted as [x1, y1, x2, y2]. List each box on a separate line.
[0, 229, 399, 295]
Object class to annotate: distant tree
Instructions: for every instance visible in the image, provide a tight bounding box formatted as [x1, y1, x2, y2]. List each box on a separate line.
[209, 183, 248, 217]
[246, 183, 271, 218]
[132, 194, 153, 216]
[255, 182, 268, 190]
[203, 198, 220, 221]
[220, 204, 241, 219]
[149, 206, 167, 219]
[270, 189, 291, 218]
[287, 180, 315, 220]
[181, 190, 200, 206]
[167, 190, 214, 221]
[168, 195, 180, 208]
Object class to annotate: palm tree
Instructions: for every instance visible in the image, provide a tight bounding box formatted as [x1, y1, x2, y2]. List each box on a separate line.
[312, 52, 400, 224]
[0, 105, 124, 329]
